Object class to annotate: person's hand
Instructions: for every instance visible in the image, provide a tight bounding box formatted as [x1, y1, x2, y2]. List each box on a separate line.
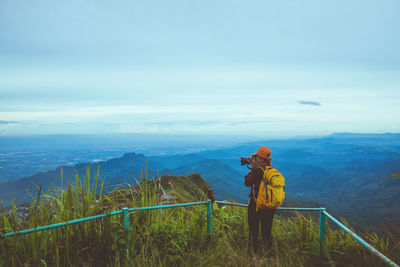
[250, 156, 257, 169]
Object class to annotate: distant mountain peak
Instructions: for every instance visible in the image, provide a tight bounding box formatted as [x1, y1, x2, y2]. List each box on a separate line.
[122, 152, 139, 157]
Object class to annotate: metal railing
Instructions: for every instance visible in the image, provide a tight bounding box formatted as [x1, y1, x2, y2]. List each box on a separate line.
[216, 201, 399, 267]
[1, 200, 398, 267]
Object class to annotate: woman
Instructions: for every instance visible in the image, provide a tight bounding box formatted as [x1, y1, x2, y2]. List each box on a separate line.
[244, 146, 276, 254]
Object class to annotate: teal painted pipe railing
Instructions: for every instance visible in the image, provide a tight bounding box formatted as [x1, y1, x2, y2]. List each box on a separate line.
[322, 210, 399, 267]
[216, 201, 398, 267]
[318, 208, 326, 255]
[0, 200, 398, 267]
[127, 201, 207, 212]
[0, 201, 207, 238]
[0, 209, 123, 238]
[207, 199, 212, 236]
[215, 201, 324, 211]
[121, 207, 130, 260]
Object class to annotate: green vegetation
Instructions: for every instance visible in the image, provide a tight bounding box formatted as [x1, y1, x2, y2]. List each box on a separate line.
[1, 167, 399, 266]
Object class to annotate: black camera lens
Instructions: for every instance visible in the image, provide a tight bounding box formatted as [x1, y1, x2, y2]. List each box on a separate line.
[240, 157, 250, 166]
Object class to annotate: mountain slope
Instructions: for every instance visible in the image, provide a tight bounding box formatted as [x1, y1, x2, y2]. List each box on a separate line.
[1, 133, 400, 228]
[165, 159, 249, 202]
[0, 152, 163, 206]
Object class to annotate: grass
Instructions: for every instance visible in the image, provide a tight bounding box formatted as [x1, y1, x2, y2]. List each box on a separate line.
[0, 166, 399, 266]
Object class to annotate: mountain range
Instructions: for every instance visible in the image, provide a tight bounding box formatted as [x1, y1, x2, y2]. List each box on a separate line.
[1, 133, 399, 229]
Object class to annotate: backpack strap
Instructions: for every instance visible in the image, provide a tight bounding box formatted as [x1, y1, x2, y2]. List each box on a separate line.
[257, 166, 266, 172]
[251, 184, 256, 200]
[254, 166, 265, 181]
[262, 166, 274, 184]
[252, 166, 266, 200]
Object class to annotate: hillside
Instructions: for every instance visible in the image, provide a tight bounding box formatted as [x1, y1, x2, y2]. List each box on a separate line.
[0, 152, 164, 206]
[0, 153, 242, 206]
[1, 133, 400, 230]
[195, 133, 400, 226]
[160, 159, 249, 202]
[1, 171, 399, 267]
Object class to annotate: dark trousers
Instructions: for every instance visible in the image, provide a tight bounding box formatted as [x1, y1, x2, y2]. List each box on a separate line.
[248, 199, 275, 253]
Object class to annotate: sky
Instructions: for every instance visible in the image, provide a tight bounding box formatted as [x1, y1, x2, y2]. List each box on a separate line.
[0, 0, 399, 138]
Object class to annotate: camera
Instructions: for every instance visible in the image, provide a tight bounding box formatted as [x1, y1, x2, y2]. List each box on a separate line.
[240, 156, 252, 166]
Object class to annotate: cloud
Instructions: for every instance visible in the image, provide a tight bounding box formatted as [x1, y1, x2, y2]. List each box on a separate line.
[0, 120, 18, 125]
[298, 101, 321, 106]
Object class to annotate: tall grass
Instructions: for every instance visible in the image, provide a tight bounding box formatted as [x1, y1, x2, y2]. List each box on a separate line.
[0, 166, 399, 266]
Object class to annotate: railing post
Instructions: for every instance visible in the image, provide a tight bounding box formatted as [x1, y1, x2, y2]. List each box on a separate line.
[318, 208, 326, 256]
[206, 199, 212, 237]
[121, 207, 130, 260]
